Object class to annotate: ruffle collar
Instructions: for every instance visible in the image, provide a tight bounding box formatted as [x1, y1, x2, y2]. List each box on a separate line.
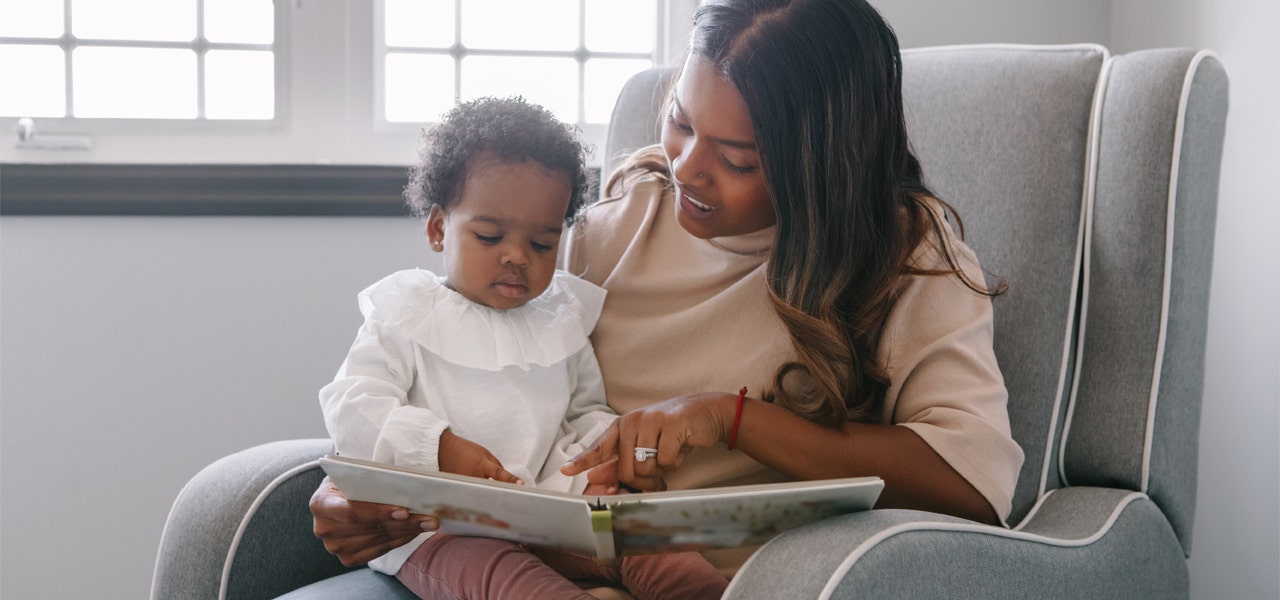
[358, 269, 606, 372]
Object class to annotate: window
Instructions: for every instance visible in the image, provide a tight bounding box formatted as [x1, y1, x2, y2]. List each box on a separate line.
[380, 0, 657, 126]
[0, 1, 695, 166]
[0, 0, 278, 121]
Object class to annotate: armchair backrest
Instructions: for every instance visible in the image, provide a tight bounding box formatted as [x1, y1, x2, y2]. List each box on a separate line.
[1063, 49, 1227, 555]
[602, 44, 1226, 555]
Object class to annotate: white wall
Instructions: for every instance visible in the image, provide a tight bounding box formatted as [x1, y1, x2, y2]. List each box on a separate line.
[2, 1, 1277, 599]
[1108, 0, 1280, 598]
[0, 217, 442, 599]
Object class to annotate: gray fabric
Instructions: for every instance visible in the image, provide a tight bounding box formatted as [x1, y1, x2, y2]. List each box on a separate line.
[901, 45, 1105, 524]
[1147, 53, 1227, 556]
[726, 488, 1187, 600]
[600, 67, 676, 189]
[1065, 50, 1228, 555]
[151, 439, 350, 600]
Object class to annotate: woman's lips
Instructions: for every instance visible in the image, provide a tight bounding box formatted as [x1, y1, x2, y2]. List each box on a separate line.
[677, 185, 716, 221]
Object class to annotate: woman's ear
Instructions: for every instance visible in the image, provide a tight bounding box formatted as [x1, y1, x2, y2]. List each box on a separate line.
[426, 206, 446, 252]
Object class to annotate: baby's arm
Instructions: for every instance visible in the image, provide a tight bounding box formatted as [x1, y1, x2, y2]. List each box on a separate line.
[318, 313, 450, 474]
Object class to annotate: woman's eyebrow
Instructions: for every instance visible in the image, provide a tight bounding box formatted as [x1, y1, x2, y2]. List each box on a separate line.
[671, 95, 758, 151]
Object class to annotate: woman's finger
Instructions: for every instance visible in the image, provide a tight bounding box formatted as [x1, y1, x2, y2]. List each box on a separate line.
[623, 472, 668, 492]
[654, 427, 687, 472]
[561, 421, 620, 476]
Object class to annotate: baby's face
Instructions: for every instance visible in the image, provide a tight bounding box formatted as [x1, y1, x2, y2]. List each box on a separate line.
[427, 156, 571, 310]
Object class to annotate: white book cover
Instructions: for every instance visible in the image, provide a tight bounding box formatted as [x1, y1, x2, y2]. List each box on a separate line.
[320, 455, 883, 561]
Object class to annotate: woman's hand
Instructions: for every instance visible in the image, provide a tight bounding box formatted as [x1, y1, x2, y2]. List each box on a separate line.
[562, 392, 733, 491]
[438, 429, 523, 484]
[581, 459, 620, 495]
[308, 477, 439, 567]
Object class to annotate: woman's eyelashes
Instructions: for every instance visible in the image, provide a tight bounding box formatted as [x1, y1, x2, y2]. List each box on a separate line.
[666, 110, 758, 175]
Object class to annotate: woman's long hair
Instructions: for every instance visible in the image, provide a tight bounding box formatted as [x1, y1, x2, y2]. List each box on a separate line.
[684, 0, 999, 426]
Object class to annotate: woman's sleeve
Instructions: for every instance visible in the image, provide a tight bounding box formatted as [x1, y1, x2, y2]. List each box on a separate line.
[536, 344, 617, 492]
[880, 244, 1025, 524]
[319, 314, 451, 472]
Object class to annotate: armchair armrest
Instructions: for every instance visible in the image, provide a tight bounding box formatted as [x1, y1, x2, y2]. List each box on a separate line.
[151, 439, 353, 600]
[724, 487, 1188, 599]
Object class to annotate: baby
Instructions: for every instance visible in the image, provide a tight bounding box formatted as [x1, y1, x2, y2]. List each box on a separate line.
[320, 97, 729, 600]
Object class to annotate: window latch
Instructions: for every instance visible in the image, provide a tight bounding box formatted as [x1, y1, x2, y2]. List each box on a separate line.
[13, 117, 93, 151]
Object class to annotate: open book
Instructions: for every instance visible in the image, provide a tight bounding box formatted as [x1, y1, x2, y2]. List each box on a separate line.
[320, 455, 883, 562]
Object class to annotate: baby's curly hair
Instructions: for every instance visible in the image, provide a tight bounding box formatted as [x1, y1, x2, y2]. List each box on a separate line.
[405, 96, 592, 226]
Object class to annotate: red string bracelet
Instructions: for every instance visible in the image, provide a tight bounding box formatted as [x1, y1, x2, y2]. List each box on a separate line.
[726, 386, 747, 451]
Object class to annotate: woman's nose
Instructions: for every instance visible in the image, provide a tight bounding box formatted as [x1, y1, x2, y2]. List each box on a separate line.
[670, 140, 709, 185]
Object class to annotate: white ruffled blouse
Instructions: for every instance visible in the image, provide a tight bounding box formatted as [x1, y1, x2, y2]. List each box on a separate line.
[319, 269, 616, 574]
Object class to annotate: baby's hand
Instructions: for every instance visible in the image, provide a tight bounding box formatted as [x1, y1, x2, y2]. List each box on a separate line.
[438, 429, 523, 485]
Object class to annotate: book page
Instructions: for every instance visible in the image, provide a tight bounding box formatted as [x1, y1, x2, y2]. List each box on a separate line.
[320, 456, 599, 553]
[604, 477, 882, 555]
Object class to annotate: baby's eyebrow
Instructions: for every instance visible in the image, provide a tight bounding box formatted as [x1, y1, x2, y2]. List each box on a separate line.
[472, 215, 563, 235]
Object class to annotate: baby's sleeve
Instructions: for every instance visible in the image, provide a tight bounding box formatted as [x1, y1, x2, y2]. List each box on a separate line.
[319, 311, 450, 472]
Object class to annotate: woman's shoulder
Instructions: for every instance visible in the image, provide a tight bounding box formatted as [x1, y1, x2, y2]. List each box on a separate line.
[562, 168, 671, 282]
[905, 196, 983, 276]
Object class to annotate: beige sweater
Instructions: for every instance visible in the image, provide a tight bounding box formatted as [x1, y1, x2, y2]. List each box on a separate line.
[561, 175, 1023, 522]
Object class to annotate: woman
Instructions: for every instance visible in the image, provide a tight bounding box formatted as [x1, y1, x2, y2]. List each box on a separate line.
[311, 0, 1024, 583]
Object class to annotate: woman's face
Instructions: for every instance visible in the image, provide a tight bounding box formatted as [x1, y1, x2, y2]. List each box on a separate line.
[661, 56, 776, 239]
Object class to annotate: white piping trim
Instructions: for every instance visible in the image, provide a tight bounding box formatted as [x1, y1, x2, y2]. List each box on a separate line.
[816, 492, 1148, 600]
[1011, 489, 1059, 532]
[1141, 50, 1217, 492]
[218, 460, 322, 600]
[1037, 49, 1111, 500]
[150, 466, 206, 600]
[1058, 55, 1115, 489]
[902, 42, 1109, 56]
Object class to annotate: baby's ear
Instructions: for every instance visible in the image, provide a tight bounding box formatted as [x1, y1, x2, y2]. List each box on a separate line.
[426, 206, 446, 250]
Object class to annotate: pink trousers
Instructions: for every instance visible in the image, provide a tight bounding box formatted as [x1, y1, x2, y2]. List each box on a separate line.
[395, 533, 729, 600]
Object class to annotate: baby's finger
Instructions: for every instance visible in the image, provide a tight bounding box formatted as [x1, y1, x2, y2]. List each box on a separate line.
[486, 461, 523, 485]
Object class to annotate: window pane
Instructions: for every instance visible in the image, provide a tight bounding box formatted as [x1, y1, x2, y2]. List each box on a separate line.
[461, 0, 577, 51]
[584, 0, 655, 53]
[73, 47, 196, 118]
[205, 50, 273, 119]
[0, 45, 65, 117]
[462, 56, 577, 123]
[385, 0, 453, 48]
[385, 53, 456, 123]
[0, 0, 64, 38]
[204, 0, 273, 44]
[584, 59, 651, 123]
[73, 0, 196, 42]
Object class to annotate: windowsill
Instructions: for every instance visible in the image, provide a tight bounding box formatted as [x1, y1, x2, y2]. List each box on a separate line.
[1, 163, 410, 216]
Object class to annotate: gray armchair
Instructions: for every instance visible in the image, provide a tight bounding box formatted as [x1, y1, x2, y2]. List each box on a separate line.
[151, 44, 1228, 599]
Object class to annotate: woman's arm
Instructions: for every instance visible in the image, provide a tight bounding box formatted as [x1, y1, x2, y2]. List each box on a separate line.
[563, 392, 998, 525]
[730, 395, 999, 524]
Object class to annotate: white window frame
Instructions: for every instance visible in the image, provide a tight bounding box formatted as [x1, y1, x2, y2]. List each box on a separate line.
[0, 0, 696, 166]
